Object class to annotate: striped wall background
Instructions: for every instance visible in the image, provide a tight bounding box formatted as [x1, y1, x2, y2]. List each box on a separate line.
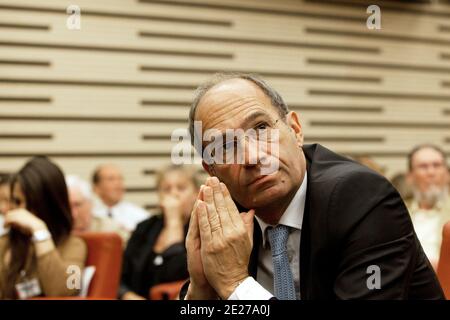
[0, 0, 449, 211]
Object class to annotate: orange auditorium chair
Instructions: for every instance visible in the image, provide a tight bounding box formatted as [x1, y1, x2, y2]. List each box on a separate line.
[32, 232, 123, 300]
[437, 221, 450, 299]
[149, 280, 187, 300]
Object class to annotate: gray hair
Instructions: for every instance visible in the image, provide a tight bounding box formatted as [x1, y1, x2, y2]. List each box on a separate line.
[188, 72, 289, 149]
[66, 175, 93, 201]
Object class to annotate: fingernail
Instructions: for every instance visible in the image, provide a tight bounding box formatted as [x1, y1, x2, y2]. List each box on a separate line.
[212, 176, 219, 185]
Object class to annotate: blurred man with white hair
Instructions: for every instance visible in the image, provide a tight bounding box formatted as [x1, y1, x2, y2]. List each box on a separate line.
[66, 175, 129, 243]
[407, 144, 450, 267]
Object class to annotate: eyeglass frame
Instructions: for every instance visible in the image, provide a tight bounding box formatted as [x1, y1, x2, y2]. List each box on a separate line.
[203, 115, 286, 166]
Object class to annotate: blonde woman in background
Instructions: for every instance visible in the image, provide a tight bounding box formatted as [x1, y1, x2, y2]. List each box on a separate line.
[120, 164, 200, 300]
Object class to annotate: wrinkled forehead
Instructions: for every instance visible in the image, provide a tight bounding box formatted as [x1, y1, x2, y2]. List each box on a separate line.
[195, 79, 279, 131]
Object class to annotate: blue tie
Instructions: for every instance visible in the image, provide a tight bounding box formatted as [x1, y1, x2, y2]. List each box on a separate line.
[267, 225, 296, 300]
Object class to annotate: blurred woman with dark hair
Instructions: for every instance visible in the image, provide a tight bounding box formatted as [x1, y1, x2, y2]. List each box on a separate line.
[0, 174, 11, 236]
[0, 156, 87, 299]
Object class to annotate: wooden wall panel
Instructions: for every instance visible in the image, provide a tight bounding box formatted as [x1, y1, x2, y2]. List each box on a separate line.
[0, 0, 449, 211]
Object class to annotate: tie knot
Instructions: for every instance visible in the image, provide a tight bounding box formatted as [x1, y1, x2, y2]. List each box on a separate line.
[267, 224, 290, 256]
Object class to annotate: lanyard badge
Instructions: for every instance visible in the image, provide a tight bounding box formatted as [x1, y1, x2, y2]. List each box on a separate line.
[15, 270, 42, 299]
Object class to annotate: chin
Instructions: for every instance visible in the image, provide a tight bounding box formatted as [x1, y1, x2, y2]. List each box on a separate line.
[244, 183, 288, 209]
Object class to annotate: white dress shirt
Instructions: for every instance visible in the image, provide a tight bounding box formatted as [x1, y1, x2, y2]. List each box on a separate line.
[229, 173, 307, 300]
[92, 197, 149, 233]
[408, 196, 450, 263]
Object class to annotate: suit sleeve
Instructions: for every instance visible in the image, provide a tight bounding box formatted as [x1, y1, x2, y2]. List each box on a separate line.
[328, 170, 443, 299]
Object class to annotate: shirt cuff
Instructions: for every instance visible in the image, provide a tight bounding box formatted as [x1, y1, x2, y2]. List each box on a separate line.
[227, 277, 273, 300]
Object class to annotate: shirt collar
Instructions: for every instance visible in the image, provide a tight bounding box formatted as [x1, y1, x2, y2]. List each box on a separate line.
[93, 196, 122, 214]
[255, 172, 307, 247]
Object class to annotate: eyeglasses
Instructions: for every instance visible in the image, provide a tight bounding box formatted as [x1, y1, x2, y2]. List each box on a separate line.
[413, 162, 446, 171]
[206, 117, 283, 165]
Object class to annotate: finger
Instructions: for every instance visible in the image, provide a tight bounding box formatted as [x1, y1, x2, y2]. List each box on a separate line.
[203, 185, 222, 234]
[241, 209, 255, 241]
[4, 210, 19, 224]
[188, 185, 204, 222]
[5, 208, 19, 216]
[187, 184, 206, 240]
[3, 216, 11, 227]
[3, 213, 20, 228]
[197, 200, 212, 243]
[186, 200, 200, 243]
[198, 184, 205, 201]
[210, 177, 233, 229]
[220, 182, 242, 228]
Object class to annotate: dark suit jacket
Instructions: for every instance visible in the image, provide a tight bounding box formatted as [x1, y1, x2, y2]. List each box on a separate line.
[182, 144, 444, 299]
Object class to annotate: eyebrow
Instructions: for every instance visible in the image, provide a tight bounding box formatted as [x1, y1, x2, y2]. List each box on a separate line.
[203, 111, 271, 147]
[242, 111, 270, 125]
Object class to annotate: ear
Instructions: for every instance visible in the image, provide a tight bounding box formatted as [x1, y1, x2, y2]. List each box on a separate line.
[202, 161, 215, 176]
[286, 111, 304, 147]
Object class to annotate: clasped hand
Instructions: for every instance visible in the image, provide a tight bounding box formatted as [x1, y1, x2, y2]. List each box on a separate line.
[186, 176, 255, 300]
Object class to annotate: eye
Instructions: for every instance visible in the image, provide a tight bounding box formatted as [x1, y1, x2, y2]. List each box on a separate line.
[223, 141, 236, 151]
[255, 122, 269, 130]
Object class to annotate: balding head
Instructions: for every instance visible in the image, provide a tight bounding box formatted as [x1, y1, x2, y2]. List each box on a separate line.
[189, 73, 288, 149]
[187, 73, 305, 225]
[92, 164, 124, 207]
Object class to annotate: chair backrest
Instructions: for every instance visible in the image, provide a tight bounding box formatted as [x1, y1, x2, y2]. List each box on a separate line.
[149, 280, 187, 300]
[77, 232, 123, 299]
[437, 221, 450, 299]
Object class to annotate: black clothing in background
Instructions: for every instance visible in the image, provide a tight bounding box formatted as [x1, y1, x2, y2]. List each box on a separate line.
[119, 214, 189, 298]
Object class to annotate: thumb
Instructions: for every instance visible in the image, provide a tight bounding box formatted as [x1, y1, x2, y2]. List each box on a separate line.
[241, 209, 255, 240]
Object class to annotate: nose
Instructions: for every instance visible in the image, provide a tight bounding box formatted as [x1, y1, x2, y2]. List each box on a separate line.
[71, 210, 78, 220]
[242, 138, 270, 167]
[171, 190, 180, 198]
[242, 137, 257, 167]
[425, 165, 437, 177]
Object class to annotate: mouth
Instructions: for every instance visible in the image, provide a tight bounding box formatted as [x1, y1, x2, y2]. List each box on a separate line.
[247, 174, 275, 188]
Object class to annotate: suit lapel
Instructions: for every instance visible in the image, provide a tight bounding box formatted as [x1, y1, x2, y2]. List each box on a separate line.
[299, 145, 314, 299]
[249, 218, 262, 279]
[247, 144, 317, 297]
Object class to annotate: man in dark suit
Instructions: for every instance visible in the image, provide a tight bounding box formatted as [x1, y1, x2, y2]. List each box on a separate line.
[183, 73, 444, 300]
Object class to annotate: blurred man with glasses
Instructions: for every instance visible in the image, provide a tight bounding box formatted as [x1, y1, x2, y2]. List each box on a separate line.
[407, 144, 450, 268]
